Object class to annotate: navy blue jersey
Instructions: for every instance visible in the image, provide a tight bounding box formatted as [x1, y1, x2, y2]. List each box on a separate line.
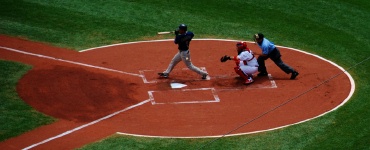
[174, 31, 194, 50]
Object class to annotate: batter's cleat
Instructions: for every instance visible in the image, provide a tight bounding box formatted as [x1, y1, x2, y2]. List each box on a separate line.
[290, 71, 299, 80]
[201, 73, 209, 80]
[244, 77, 254, 85]
[257, 72, 268, 77]
[158, 72, 169, 78]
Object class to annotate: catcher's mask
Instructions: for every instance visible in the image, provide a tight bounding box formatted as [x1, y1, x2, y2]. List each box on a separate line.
[236, 41, 247, 50]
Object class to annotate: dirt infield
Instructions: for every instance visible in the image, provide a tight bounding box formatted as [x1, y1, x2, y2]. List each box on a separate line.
[0, 35, 353, 149]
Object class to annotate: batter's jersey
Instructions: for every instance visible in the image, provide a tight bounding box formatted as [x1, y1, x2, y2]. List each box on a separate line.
[237, 50, 258, 67]
[174, 31, 194, 51]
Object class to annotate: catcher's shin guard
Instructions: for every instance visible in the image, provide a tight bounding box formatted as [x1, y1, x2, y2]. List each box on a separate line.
[234, 67, 249, 80]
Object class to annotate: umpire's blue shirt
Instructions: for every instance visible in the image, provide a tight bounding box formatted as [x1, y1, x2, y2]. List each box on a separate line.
[258, 38, 276, 55]
[174, 31, 194, 51]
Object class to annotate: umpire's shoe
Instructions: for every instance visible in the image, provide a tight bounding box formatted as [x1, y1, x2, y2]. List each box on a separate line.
[257, 72, 268, 77]
[290, 71, 299, 80]
[158, 73, 169, 78]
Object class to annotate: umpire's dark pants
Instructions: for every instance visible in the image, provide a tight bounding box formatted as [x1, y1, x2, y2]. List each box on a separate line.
[257, 48, 295, 74]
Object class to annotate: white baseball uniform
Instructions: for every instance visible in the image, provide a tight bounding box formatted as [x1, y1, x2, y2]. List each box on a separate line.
[235, 49, 259, 76]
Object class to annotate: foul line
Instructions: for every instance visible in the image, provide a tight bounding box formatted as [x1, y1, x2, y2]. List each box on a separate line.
[0, 46, 142, 77]
[23, 99, 150, 150]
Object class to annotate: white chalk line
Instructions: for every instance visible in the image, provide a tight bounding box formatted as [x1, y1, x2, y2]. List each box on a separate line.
[79, 39, 251, 52]
[140, 67, 210, 83]
[22, 99, 150, 150]
[81, 39, 355, 139]
[148, 88, 220, 105]
[80, 39, 177, 52]
[0, 46, 142, 78]
[139, 67, 276, 89]
[268, 74, 277, 88]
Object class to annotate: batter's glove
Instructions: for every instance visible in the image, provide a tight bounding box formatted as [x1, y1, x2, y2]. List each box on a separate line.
[220, 55, 231, 62]
[174, 29, 179, 35]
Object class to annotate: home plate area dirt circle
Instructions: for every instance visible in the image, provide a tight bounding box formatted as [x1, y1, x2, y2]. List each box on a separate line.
[74, 39, 353, 137]
[4, 37, 353, 143]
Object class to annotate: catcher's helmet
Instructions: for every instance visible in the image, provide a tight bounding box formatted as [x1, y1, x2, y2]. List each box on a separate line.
[178, 24, 187, 31]
[236, 41, 247, 49]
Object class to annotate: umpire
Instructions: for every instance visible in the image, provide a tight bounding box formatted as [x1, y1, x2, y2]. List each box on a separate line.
[253, 33, 299, 79]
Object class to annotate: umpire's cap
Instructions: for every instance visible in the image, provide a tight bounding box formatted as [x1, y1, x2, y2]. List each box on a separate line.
[254, 33, 264, 40]
[178, 24, 187, 31]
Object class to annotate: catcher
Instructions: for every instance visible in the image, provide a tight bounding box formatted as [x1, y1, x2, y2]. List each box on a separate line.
[220, 41, 259, 85]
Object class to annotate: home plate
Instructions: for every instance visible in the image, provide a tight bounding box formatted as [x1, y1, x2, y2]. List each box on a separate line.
[171, 83, 187, 89]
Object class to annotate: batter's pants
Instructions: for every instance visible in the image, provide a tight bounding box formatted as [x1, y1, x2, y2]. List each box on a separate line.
[257, 48, 295, 74]
[164, 50, 207, 75]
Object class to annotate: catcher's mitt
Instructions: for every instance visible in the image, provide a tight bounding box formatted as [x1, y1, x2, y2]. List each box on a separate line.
[220, 55, 231, 62]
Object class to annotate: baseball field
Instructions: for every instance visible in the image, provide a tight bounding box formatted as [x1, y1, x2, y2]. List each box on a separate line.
[0, 0, 369, 149]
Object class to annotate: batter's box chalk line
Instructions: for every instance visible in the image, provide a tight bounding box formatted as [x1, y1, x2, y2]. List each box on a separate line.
[268, 74, 277, 88]
[148, 88, 220, 105]
[140, 67, 209, 83]
[139, 67, 277, 89]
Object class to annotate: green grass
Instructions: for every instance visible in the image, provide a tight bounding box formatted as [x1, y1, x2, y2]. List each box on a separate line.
[0, 60, 55, 141]
[1, 0, 370, 149]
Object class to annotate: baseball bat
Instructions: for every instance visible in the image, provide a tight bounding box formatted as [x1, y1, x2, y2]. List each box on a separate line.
[157, 31, 174, 35]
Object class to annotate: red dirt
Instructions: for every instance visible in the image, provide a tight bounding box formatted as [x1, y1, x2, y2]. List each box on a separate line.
[0, 35, 352, 149]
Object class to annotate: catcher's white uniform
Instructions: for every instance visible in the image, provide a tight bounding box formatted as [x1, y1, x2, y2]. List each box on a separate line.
[234, 49, 259, 76]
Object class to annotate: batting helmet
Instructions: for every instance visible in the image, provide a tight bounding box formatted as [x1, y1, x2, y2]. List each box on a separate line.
[178, 24, 187, 31]
[236, 41, 247, 49]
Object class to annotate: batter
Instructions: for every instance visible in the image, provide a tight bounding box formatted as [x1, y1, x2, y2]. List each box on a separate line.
[158, 24, 208, 79]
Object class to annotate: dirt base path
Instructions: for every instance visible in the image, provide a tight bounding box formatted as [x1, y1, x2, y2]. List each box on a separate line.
[0, 35, 353, 149]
